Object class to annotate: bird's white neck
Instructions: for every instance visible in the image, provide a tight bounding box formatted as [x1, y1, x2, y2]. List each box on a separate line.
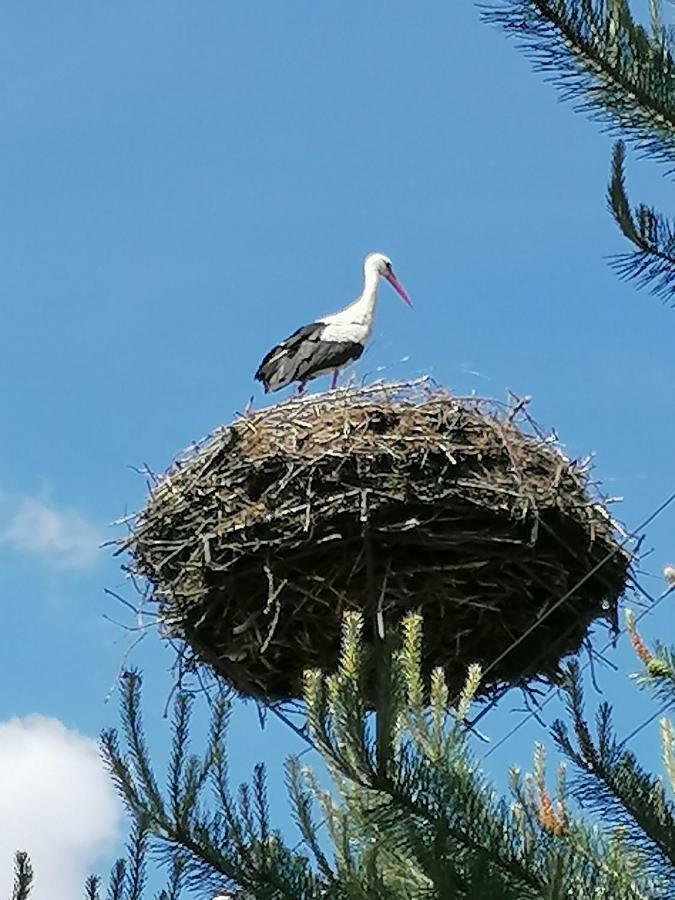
[342, 263, 380, 324]
[317, 260, 381, 341]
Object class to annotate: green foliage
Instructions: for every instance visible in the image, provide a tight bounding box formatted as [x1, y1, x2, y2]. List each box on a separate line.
[300, 612, 658, 899]
[552, 661, 675, 895]
[484, 0, 675, 160]
[5, 823, 181, 900]
[625, 607, 675, 703]
[485, 0, 675, 301]
[9, 615, 675, 899]
[607, 140, 675, 302]
[91, 614, 666, 899]
[10, 852, 32, 900]
[101, 673, 330, 900]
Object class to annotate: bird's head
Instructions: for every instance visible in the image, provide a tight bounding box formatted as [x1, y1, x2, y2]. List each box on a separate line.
[365, 252, 413, 307]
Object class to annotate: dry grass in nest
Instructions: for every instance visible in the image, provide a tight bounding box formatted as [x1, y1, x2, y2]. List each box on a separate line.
[117, 378, 630, 703]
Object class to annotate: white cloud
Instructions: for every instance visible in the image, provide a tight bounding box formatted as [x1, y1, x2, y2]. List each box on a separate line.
[0, 716, 121, 900]
[0, 497, 100, 569]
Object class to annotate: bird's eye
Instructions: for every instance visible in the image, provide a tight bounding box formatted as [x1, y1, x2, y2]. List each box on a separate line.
[385, 261, 393, 272]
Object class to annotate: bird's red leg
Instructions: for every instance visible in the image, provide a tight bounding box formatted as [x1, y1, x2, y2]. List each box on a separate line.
[331, 370, 339, 390]
[296, 381, 306, 397]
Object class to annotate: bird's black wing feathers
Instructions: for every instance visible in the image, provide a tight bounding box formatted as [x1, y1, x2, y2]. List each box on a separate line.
[255, 321, 363, 392]
[296, 340, 363, 379]
[255, 322, 323, 373]
[255, 322, 326, 390]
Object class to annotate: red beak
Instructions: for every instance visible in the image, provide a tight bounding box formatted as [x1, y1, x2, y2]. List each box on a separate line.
[385, 271, 413, 307]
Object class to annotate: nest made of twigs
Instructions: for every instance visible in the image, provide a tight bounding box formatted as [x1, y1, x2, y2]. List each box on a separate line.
[118, 378, 630, 703]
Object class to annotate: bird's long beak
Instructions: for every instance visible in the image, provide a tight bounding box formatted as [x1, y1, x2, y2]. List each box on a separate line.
[385, 271, 413, 307]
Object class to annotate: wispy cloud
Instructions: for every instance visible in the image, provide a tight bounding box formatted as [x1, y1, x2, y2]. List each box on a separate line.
[0, 497, 101, 569]
[0, 716, 121, 900]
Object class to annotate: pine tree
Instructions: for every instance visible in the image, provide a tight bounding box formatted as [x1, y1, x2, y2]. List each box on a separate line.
[544, 612, 675, 897]
[93, 613, 675, 897]
[10, 853, 32, 900]
[295, 613, 660, 898]
[11, 611, 675, 897]
[485, 0, 675, 302]
[6, 819, 184, 900]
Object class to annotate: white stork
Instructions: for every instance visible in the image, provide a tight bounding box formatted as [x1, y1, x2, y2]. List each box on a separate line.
[255, 252, 412, 394]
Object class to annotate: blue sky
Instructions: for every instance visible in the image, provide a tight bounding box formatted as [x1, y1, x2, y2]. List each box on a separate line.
[1, 0, 675, 893]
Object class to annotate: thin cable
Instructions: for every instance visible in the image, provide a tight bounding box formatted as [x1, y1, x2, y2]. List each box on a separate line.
[482, 582, 675, 760]
[285, 554, 675, 860]
[476, 489, 675, 687]
[622, 699, 674, 747]
[268, 704, 318, 753]
[278, 490, 675, 768]
[281, 489, 675, 855]
[464, 490, 675, 734]
[287, 585, 675, 859]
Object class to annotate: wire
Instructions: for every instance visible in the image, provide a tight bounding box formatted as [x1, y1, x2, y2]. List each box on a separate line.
[278, 488, 675, 767]
[463, 489, 675, 738]
[481, 581, 675, 761]
[622, 700, 674, 747]
[476, 489, 675, 688]
[283, 490, 675, 859]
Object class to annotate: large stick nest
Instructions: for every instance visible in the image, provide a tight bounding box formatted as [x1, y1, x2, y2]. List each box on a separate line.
[119, 379, 630, 703]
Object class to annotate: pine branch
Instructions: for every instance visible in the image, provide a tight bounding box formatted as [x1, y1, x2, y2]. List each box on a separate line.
[624, 609, 675, 703]
[285, 758, 336, 881]
[92, 613, 665, 899]
[309, 629, 519, 894]
[168, 693, 191, 823]
[552, 661, 675, 891]
[160, 852, 187, 900]
[483, 0, 675, 164]
[106, 860, 126, 900]
[516, 743, 659, 897]
[124, 816, 149, 900]
[661, 719, 675, 796]
[103, 676, 334, 900]
[11, 852, 33, 900]
[120, 672, 165, 819]
[304, 613, 662, 899]
[84, 876, 101, 900]
[370, 754, 546, 896]
[607, 140, 675, 302]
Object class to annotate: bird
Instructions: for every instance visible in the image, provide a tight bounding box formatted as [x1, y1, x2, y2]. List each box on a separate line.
[254, 252, 412, 394]
[664, 564, 675, 587]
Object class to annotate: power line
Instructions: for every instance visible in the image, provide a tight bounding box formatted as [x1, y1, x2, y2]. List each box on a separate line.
[463, 489, 675, 738]
[476, 490, 675, 688]
[283, 489, 675, 858]
[481, 580, 675, 761]
[622, 699, 674, 748]
[275, 488, 675, 769]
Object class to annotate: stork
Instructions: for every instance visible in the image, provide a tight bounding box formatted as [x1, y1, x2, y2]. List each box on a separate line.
[254, 252, 412, 394]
